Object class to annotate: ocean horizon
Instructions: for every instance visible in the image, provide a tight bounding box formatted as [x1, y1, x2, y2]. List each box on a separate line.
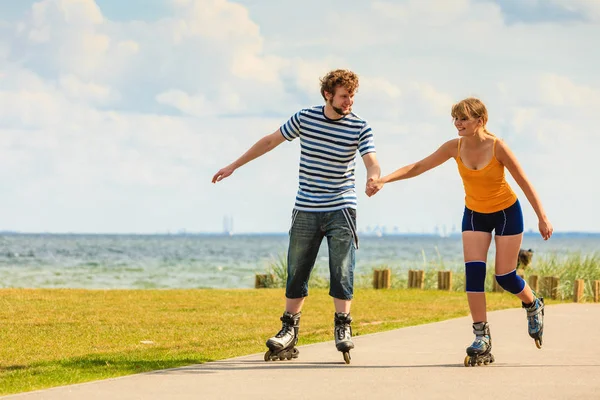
[1, 232, 598, 290]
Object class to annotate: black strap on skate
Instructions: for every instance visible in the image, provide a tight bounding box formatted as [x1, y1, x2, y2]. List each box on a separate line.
[525, 299, 544, 317]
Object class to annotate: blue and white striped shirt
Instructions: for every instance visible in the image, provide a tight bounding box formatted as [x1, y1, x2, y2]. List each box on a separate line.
[280, 106, 376, 212]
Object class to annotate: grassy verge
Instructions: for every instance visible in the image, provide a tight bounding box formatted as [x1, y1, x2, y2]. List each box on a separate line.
[0, 288, 540, 395]
[267, 252, 600, 299]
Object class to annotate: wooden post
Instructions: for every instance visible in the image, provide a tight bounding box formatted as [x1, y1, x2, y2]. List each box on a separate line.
[593, 280, 599, 303]
[408, 270, 424, 289]
[417, 270, 424, 289]
[373, 270, 381, 289]
[373, 269, 391, 289]
[573, 279, 585, 303]
[383, 269, 391, 289]
[529, 275, 539, 293]
[254, 274, 274, 288]
[384, 269, 391, 289]
[438, 271, 452, 291]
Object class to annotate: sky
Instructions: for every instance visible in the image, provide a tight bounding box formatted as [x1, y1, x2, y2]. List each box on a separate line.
[0, 0, 598, 234]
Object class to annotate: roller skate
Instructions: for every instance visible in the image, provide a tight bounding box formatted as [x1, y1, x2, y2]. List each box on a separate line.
[334, 312, 354, 364]
[464, 321, 494, 367]
[523, 296, 544, 349]
[264, 311, 301, 361]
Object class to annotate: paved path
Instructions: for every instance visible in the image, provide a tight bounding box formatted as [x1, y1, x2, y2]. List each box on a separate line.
[4, 303, 600, 399]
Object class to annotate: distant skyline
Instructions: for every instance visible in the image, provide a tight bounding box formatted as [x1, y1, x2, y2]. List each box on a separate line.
[1, 0, 599, 234]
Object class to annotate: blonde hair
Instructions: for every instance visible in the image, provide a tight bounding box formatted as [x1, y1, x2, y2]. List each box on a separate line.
[451, 97, 495, 137]
[319, 69, 359, 101]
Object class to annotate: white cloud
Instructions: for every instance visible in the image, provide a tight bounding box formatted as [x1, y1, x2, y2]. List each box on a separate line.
[550, 0, 600, 21]
[0, 0, 599, 232]
[538, 74, 600, 108]
[59, 74, 116, 103]
[156, 89, 215, 117]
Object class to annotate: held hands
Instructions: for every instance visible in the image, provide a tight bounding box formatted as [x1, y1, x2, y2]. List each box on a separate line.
[365, 177, 384, 197]
[212, 164, 236, 183]
[538, 218, 553, 241]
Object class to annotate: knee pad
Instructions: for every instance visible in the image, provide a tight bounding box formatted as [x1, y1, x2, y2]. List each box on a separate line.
[495, 269, 525, 294]
[465, 261, 486, 293]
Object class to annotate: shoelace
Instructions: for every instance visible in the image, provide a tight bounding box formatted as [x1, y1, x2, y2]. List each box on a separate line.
[275, 323, 292, 338]
[336, 325, 350, 340]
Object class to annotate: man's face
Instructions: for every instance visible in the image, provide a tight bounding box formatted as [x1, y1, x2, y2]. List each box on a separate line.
[326, 86, 354, 116]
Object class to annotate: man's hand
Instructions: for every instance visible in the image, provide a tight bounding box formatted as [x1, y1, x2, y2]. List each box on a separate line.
[212, 164, 236, 183]
[365, 177, 384, 197]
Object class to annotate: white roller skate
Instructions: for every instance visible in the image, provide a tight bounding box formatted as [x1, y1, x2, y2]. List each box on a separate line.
[334, 312, 354, 364]
[264, 311, 301, 361]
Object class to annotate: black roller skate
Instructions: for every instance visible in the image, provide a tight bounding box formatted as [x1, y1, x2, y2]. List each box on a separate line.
[523, 296, 544, 349]
[264, 311, 301, 361]
[334, 312, 354, 364]
[464, 321, 494, 367]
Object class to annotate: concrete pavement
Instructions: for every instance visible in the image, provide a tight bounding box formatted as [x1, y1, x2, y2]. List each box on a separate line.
[4, 303, 600, 400]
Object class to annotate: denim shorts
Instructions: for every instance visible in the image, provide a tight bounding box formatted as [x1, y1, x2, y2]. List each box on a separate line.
[285, 208, 358, 300]
[461, 199, 524, 236]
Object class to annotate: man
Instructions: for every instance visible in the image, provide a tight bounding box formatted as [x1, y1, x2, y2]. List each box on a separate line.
[212, 69, 380, 364]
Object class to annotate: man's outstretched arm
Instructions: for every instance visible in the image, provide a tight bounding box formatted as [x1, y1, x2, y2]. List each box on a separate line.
[212, 129, 286, 183]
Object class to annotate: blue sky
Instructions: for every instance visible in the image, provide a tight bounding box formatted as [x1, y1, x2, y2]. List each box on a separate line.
[0, 0, 599, 234]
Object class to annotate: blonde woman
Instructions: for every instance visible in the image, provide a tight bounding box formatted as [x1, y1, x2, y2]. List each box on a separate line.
[367, 98, 552, 366]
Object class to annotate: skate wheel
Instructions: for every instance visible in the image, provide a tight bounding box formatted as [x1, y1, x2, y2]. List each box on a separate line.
[476, 359, 483, 366]
[343, 351, 351, 364]
[264, 350, 272, 362]
[489, 354, 495, 364]
[535, 338, 542, 349]
[279, 353, 286, 361]
[291, 347, 299, 359]
[464, 355, 471, 367]
[483, 359, 489, 365]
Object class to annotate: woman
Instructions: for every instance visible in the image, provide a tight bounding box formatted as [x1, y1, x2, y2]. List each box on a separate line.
[368, 97, 552, 366]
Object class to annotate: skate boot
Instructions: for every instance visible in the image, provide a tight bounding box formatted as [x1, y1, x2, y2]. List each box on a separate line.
[523, 296, 544, 349]
[464, 321, 494, 367]
[334, 312, 354, 364]
[264, 311, 301, 361]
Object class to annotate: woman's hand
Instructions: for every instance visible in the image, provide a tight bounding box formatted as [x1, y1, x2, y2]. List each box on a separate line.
[539, 218, 553, 240]
[366, 177, 384, 197]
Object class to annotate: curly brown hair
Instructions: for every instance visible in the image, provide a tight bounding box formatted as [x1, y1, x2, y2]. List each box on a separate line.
[319, 69, 359, 100]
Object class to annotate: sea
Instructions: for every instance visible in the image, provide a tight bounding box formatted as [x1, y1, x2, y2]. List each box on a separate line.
[0, 233, 598, 289]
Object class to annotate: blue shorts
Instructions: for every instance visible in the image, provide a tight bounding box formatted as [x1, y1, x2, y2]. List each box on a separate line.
[462, 199, 524, 236]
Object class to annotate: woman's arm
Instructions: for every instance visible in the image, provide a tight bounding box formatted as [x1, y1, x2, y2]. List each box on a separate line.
[366, 139, 457, 195]
[496, 140, 553, 240]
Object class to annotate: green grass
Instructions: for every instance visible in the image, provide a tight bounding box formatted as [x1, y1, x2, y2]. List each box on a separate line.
[266, 251, 600, 298]
[0, 288, 534, 395]
[524, 252, 600, 301]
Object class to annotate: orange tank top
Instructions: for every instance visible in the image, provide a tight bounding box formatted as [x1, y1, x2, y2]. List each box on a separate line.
[456, 138, 517, 213]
